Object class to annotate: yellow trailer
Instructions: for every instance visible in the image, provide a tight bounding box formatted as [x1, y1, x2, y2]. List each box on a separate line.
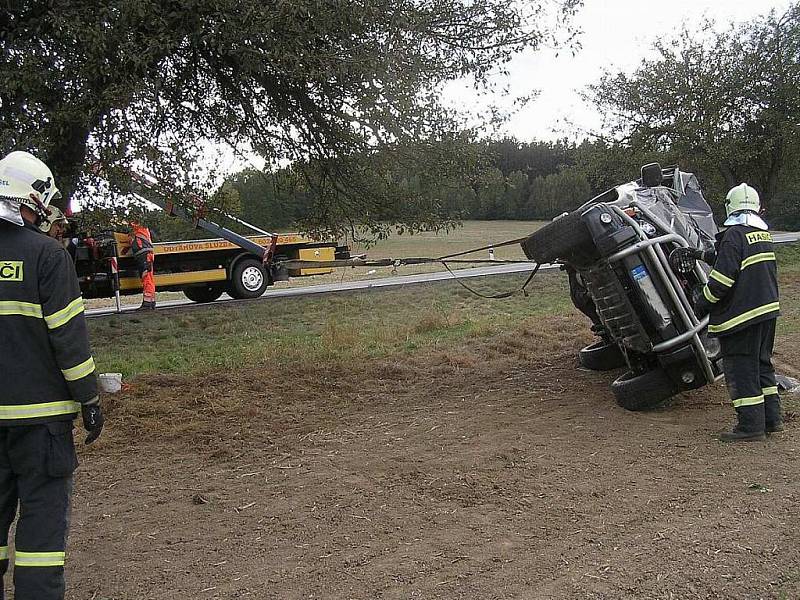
[76, 231, 346, 303]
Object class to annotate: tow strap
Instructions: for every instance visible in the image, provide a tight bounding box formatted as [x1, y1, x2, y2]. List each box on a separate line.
[435, 235, 530, 261]
[275, 234, 543, 299]
[441, 261, 541, 299]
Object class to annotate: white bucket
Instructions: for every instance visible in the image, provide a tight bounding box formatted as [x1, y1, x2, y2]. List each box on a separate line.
[98, 372, 123, 394]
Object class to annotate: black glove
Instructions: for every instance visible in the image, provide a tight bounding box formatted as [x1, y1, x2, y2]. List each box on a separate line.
[669, 247, 701, 273]
[696, 248, 716, 265]
[82, 398, 105, 445]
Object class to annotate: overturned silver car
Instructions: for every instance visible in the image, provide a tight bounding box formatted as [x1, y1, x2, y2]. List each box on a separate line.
[521, 164, 721, 410]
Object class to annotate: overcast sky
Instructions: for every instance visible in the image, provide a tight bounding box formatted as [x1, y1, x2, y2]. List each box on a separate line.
[471, 0, 795, 142]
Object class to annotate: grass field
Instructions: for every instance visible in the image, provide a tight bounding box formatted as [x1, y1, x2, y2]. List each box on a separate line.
[348, 220, 541, 261]
[90, 270, 569, 377]
[91, 242, 800, 379]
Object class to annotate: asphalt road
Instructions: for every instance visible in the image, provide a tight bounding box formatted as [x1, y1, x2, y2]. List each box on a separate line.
[773, 232, 800, 244]
[85, 231, 800, 319]
[85, 261, 557, 318]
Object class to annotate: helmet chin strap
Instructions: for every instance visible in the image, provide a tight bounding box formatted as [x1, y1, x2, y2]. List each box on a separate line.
[23, 193, 51, 226]
[20, 194, 52, 227]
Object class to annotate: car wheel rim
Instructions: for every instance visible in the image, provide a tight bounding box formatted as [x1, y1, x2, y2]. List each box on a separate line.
[241, 266, 264, 291]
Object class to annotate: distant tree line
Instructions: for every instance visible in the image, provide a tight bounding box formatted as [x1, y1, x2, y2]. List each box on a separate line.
[225, 139, 620, 230]
[220, 133, 796, 237]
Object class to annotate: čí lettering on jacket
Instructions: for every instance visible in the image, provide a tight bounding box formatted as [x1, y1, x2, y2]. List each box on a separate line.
[0, 261, 23, 282]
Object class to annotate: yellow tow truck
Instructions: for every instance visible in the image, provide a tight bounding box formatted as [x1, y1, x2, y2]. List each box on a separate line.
[74, 169, 349, 305]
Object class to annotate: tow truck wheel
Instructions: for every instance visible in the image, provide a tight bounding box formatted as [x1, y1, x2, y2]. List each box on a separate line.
[229, 258, 268, 299]
[611, 368, 677, 411]
[183, 284, 225, 303]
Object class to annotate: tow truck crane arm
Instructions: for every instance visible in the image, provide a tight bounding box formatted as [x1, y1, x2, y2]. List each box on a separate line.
[115, 167, 279, 265]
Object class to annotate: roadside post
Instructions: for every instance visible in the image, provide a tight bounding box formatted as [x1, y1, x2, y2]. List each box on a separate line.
[110, 255, 122, 313]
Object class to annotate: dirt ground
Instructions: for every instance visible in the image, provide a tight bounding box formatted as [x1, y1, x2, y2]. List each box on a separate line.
[54, 312, 800, 599]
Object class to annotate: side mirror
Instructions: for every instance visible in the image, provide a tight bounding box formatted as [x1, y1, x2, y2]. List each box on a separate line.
[669, 247, 697, 274]
[641, 163, 663, 188]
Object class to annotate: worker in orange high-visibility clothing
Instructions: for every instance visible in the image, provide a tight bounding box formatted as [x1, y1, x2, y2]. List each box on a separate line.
[129, 223, 156, 310]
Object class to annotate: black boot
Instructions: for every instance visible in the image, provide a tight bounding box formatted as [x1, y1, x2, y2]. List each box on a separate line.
[137, 300, 156, 311]
[719, 404, 766, 442]
[765, 395, 784, 433]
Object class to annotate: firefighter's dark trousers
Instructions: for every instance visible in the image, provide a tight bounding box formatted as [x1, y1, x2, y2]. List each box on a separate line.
[720, 319, 779, 432]
[0, 422, 77, 600]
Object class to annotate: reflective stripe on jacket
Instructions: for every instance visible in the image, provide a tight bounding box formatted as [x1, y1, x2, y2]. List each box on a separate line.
[0, 220, 97, 425]
[130, 224, 153, 257]
[698, 224, 779, 337]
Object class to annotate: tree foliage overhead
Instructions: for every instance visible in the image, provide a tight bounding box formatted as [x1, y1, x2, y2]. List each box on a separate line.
[0, 0, 580, 237]
[586, 3, 800, 211]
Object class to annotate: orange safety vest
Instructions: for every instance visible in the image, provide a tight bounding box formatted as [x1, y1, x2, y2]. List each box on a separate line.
[130, 223, 153, 256]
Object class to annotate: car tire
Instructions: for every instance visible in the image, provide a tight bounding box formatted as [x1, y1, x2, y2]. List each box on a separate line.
[578, 340, 626, 371]
[611, 368, 678, 411]
[183, 284, 225, 304]
[229, 258, 269, 299]
[520, 210, 596, 266]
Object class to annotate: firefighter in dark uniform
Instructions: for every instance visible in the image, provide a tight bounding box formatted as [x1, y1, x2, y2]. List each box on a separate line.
[0, 151, 104, 599]
[694, 183, 781, 442]
[39, 206, 69, 243]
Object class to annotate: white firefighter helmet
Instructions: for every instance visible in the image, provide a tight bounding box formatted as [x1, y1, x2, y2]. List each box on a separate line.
[39, 205, 68, 234]
[0, 151, 61, 226]
[724, 183, 760, 217]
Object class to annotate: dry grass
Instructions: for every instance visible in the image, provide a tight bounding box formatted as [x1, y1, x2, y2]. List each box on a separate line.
[348, 220, 541, 260]
[71, 237, 800, 600]
[89, 269, 572, 378]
